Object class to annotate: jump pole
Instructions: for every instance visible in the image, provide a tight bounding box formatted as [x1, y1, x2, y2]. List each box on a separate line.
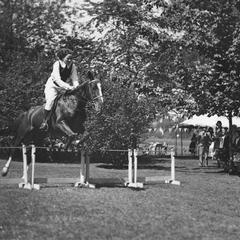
[164, 149, 180, 185]
[137, 148, 180, 185]
[30, 145, 40, 190]
[125, 148, 144, 189]
[74, 150, 95, 188]
[18, 145, 40, 190]
[75, 148, 143, 189]
[0, 145, 29, 186]
[30, 148, 94, 188]
[18, 145, 32, 189]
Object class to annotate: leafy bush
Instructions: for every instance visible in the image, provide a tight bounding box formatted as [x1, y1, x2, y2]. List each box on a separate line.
[0, 52, 52, 126]
[82, 79, 157, 154]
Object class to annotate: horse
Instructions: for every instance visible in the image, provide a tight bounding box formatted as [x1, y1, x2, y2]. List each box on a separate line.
[1, 75, 103, 177]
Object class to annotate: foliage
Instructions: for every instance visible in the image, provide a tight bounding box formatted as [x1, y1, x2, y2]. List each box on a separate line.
[83, 0, 184, 105]
[160, 0, 240, 117]
[83, 79, 158, 152]
[0, 0, 78, 125]
[0, 52, 53, 124]
[2, 0, 240, 156]
[0, 0, 78, 63]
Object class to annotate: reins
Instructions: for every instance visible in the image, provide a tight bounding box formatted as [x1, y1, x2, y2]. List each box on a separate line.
[67, 79, 103, 104]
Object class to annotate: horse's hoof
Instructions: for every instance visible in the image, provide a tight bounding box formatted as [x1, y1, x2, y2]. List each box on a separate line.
[1, 166, 8, 177]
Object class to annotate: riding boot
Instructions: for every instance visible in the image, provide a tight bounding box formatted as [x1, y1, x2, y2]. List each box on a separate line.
[40, 109, 51, 131]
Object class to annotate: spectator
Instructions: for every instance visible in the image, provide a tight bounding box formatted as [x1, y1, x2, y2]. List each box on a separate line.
[213, 121, 223, 167]
[189, 131, 197, 156]
[233, 128, 240, 163]
[221, 127, 230, 169]
[198, 127, 212, 167]
[233, 128, 240, 152]
[207, 127, 214, 161]
[232, 124, 238, 145]
[208, 127, 214, 138]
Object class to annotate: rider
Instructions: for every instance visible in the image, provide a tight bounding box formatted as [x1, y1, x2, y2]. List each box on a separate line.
[40, 48, 79, 130]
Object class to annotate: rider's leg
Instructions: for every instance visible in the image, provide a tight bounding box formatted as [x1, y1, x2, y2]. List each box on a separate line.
[40, 109, 51, 130]
[40, 86, 57, 130]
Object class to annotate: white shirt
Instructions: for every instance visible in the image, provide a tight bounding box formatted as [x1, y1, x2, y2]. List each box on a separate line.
[46, 60, 79, 90]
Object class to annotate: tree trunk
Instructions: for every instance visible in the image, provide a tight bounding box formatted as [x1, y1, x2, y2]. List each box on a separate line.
[228, 112, 234, 173]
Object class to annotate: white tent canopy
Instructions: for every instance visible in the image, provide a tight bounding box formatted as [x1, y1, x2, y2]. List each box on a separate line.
[179, 114, 240, 128]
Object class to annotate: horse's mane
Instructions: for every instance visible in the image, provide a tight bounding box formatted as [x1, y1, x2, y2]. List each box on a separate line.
[66, 80, 89, 96]
[63, 70, 95, 97]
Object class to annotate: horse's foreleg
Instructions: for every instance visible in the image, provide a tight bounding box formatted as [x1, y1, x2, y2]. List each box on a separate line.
[55, 120, 77, 137]
[21, 145, 28, 182]
[64, 136, 75, 150]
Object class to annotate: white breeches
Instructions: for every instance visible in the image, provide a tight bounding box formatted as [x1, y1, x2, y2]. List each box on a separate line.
[44, 85, 58, 111]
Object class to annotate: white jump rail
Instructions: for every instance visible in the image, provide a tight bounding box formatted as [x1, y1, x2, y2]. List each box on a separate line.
[17, 146, 144, 190]
[0, 145, 40, 190]
[74, 148, 143, 189]
[0, 146, 180, 190]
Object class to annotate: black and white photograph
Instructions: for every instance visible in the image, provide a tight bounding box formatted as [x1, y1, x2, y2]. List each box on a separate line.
[1, 0, 240, 239]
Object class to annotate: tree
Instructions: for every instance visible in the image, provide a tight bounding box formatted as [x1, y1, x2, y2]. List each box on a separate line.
[82, 79, 158, 154]
[0, 0, 79, 125]
[158, 0, 240, 170]
[0, 0, 81, 60]
[83, 0, 181, 98]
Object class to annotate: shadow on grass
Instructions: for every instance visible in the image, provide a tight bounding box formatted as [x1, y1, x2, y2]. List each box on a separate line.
[176, 165, 228, 175]
[39, 182, 146, 190]
[96, 163, 171, 171]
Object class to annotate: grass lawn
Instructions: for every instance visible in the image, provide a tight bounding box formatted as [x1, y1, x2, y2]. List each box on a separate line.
[0, 156, 240, 240]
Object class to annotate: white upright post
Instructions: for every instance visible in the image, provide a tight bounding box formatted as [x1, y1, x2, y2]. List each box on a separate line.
[85, 153, 90, 183]
[19, 145, 31, 189]
[134, 149, 137, 184]
[75, 150, 95, 188]
[22, 145, 28, 185]
[80, 151, 85, 184]
[126, 149, 143, 189]
[165, 149, 180, 185]
[19, 145, 36, 190]
[171, 150, 175, 181]
[30, 145, 40, 190]
[128, 149, 133, 184]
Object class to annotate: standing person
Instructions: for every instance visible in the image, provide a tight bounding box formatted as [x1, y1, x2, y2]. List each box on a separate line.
[233, 128, 240, 163]
[198, 127, 212, 167]
[233, 128, 240, 152]
[231, 124, 238, 146]
[206, 127, 214, 165]
[40, 48, 79, 130]
[221, 127, 230, 170]
[213, 121, 223, 167]
[189, 131, 197, 156]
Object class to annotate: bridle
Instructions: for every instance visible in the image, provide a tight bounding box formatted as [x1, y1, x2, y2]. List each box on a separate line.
[75, 80, 103, 104]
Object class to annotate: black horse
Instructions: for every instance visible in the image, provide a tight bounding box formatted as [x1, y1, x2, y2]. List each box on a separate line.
[1, 75, 103, 176]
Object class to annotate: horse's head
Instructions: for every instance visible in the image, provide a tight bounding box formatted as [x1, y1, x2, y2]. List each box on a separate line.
[89, 79, 103, 101]
[71, 77, 103, 111]
[88, 79, 103, 111]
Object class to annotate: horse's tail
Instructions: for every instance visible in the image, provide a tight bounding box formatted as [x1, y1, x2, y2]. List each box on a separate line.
[0, 112, 25, 137]
[1, 112, 26, 177]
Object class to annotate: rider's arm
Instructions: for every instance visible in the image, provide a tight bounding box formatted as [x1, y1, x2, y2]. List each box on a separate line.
[70, 64, 79, 87]
[51, 61, 73, 90]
